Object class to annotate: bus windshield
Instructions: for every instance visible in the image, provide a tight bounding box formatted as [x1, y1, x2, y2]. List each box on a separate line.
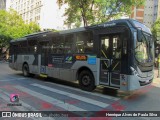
[135, 32, 153, 63]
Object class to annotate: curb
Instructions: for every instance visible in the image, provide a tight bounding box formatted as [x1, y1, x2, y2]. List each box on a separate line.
[0, 61, 9, 64]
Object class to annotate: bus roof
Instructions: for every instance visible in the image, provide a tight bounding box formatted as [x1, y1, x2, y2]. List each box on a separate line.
[10, 31, 52, 43]
[10, 19, 149, 43]
[10, 37, 27, 43]
[59, 27, 86, 34]
[24, 31, 52, 37]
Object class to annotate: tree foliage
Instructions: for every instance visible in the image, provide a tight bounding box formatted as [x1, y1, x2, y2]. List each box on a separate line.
[0, 9, 40, 55]
[57, 0, 144, 28]
[152, 18, 160, 41]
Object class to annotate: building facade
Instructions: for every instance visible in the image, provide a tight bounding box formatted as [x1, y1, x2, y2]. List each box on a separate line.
[0, 0, 6, 10]
[6, 0, 66, 30]
[130, 0, 160, 28]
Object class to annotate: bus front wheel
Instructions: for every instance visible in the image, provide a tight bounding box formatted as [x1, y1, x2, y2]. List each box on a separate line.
[22, 64, 30, 77]
[78, 70, 96, 91]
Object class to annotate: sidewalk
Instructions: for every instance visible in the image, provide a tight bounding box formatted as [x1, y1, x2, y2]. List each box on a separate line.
[0, 61, 9, 64]
[154, 68, 160, 81]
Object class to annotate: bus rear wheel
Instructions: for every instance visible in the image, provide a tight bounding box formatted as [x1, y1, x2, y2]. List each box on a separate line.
[78, 70, 96, 91]
[22, 64, 30, 77]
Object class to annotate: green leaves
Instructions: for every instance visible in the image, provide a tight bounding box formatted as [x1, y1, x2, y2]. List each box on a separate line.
[152, 18, 160, 43]
[0, 9, 40, 52]
[57, 0, 144, 27]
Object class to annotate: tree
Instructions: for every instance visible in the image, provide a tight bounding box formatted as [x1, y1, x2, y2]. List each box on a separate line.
[152, 18, 160, 56]
[0, 9, 40, 56]
[57, 0, 145, 28]
[152, 18, 160, 41]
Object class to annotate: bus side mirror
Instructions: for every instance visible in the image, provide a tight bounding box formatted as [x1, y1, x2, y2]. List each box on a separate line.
[137, 30, 142, 42]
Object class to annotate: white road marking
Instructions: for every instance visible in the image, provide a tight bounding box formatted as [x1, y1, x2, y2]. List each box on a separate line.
[32, 83, 109, 108]
[45, 81, 119, 101]
[14, 85, 87, 111]
[0, 77, 119, 101]
[141, 117, 152, 120]
[0, 78, 26, 82]
[0, 89, 55, 120]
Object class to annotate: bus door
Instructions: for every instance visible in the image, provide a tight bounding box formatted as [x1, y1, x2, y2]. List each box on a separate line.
[13, 44, 18, 69]
[39, 40, 49, 76]
[100, 34, 122, 87]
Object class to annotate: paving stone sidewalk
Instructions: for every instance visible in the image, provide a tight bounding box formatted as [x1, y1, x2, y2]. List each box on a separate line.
[154, 68, 160, 80]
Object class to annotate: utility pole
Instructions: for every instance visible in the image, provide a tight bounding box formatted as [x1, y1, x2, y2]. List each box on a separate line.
[158, 53, 160, 78]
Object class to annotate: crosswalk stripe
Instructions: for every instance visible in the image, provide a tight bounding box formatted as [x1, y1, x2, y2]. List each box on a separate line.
[32, 83, 109, 108]
[0, 89, 37, 111]
[14, 85, 87, 111]
[0, 90, 35, 120]
[0, 89, 54, 120]
[45, 82, 119, 101]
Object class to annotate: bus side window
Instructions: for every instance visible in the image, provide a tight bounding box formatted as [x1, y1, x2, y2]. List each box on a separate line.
[39, 41, 49, 53]
[50, 37, 56, 54]
[75, 31, 93, 53]
[64, 34, 74, 54]
[13, 44, 19, 54]
[54, 36, 64, 54]
[28, 39, 38, 53]
[19, 41, 28, 54]
[113, 36, 121, 59]
[101, 37, 109, 58]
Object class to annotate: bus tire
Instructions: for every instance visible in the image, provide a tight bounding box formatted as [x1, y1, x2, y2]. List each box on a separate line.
[22, 64, 30, 77]
[29, 73, 35, 77]
[78, 70, 96, 91]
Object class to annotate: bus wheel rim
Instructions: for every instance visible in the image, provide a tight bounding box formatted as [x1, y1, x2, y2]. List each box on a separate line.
[82, 75, 90, 86]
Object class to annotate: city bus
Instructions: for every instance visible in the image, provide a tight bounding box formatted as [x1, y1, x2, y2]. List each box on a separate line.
[9, 19, 154, 92]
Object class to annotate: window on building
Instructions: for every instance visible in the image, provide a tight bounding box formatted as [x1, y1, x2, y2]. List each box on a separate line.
[30, 11, 32, 16]
[38, 8, 41, 13]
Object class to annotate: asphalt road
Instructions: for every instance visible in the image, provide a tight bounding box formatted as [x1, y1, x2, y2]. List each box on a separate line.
[0, 62, 160, 120]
